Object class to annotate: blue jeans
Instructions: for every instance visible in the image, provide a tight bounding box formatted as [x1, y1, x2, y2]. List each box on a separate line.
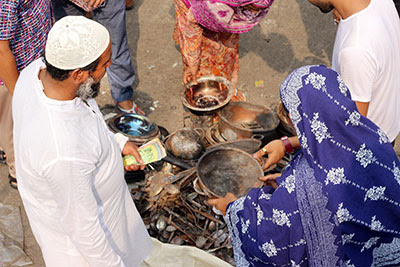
[52, 0, 135, 104]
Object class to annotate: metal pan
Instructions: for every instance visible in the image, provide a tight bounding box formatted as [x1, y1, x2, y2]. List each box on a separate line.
[196, 147, 263, 198]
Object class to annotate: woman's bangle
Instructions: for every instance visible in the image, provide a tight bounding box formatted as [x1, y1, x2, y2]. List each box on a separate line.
[280, 136, 294, 153]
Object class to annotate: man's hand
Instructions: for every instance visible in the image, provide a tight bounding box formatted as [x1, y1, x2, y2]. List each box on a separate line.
[259, 173, 281, 189]
[207, 193, 237, 216]
[84, 0, 105, 8]
[253, 139, 286, 170]
[121, 141, 146, 171]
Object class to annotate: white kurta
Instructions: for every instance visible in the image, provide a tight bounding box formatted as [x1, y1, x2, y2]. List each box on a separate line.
[12, 59, 153, 267]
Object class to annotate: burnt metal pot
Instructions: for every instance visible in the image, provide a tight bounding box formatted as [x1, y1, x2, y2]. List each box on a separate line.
[164, 128, 205, 160]
[217, 101, 280, 144]
[181, 75, 234, 114]
[196, 147, 263, 198]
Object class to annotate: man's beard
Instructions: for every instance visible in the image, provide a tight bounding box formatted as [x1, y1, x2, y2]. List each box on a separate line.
[76, 77, 100, 101]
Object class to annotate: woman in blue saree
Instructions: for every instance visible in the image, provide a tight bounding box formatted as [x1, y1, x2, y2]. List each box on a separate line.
[209, 65, 400, 266]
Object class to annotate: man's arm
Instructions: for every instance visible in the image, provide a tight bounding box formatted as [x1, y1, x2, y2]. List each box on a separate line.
[354, 101, 369, 117]
[44, 158, 126, 267]
[0, 40, 18, 94]
[338, 48, 375, 117]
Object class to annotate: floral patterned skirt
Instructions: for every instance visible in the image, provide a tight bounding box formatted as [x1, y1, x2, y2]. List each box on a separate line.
[173, 0, 244, 101]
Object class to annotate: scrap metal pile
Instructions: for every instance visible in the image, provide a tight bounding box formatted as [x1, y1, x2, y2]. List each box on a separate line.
[130, 164, 236, 265]
[103, 76, 295, 265]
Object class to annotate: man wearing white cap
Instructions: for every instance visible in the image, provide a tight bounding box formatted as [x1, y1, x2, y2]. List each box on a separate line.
[12, 16, 153, 266]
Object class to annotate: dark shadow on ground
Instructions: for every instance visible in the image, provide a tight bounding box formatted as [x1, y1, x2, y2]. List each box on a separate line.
[239, 26, 327, 73]
[238, 0, 336, 73]
[295, 0, 336, 63]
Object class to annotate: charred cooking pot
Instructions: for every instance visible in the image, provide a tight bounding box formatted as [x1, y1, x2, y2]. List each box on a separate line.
[165, 128, 204, 160]
[196, 147, 263, 198]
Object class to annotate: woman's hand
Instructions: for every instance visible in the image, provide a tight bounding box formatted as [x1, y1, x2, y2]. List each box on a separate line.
[253, 139, 285, 170]
[84, 0, 105, 8]
[207, 193, 237, 216]
[183, 65, 198, 85]
[259, 173, 281, 189]
[121, 141, 146, 171]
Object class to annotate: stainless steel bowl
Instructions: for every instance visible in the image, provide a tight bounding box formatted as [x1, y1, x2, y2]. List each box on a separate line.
[181, 76, 234, 113]
[107, 113, 160, 145]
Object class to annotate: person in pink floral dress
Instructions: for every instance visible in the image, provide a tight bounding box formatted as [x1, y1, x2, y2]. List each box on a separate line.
[173, 0, 274, 101]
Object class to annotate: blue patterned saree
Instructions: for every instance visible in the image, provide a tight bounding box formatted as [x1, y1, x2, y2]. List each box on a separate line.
[224, 65, 400, 267]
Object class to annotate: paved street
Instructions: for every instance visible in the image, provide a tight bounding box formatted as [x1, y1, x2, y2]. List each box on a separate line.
[1, 0, 399, 266]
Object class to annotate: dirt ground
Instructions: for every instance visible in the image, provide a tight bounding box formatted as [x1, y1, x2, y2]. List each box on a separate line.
[1, 0, 399, 266]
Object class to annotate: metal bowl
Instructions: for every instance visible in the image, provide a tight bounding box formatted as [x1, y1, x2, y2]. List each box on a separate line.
[107, 113, 160, 145]
[196, 147, 263, 198]
[181, 76, 234, 113]
[218, 101, 280, 142]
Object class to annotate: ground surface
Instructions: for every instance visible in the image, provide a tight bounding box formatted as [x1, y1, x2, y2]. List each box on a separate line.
[1, 0, 399, 266]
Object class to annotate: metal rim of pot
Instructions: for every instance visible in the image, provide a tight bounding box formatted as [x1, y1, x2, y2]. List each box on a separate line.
[196, 147, 264, 198]
[207, 138, 262, 154]
[107, 113, 160, 144]
[181, 75, 234, 112]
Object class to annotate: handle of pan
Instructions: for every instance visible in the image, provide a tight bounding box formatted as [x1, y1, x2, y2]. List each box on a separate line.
[162, 155, 194, 170]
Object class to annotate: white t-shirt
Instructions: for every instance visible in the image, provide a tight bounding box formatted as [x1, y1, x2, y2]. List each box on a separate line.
[12, 59, 153, 267]
[332, 0, 400, 142]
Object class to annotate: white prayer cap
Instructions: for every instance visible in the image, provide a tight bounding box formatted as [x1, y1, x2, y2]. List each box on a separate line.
[45, 16, 110, 70]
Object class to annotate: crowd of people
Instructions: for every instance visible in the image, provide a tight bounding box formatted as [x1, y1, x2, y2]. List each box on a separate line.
[1, 0, 400, 266]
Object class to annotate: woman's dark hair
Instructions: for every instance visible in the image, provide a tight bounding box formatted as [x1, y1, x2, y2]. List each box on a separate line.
[44, 57, 100, 81]
[278, 101, 289, 120]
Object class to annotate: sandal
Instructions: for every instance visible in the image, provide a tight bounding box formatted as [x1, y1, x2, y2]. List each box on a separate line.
[118, 102, 139, 114]
[0, 150, 6, 164]
[9, 175, 17, 190]
[118, 101, 146, 116]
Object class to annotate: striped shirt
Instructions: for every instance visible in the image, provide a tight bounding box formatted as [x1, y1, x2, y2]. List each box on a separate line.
[0, 0, 53, 83]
